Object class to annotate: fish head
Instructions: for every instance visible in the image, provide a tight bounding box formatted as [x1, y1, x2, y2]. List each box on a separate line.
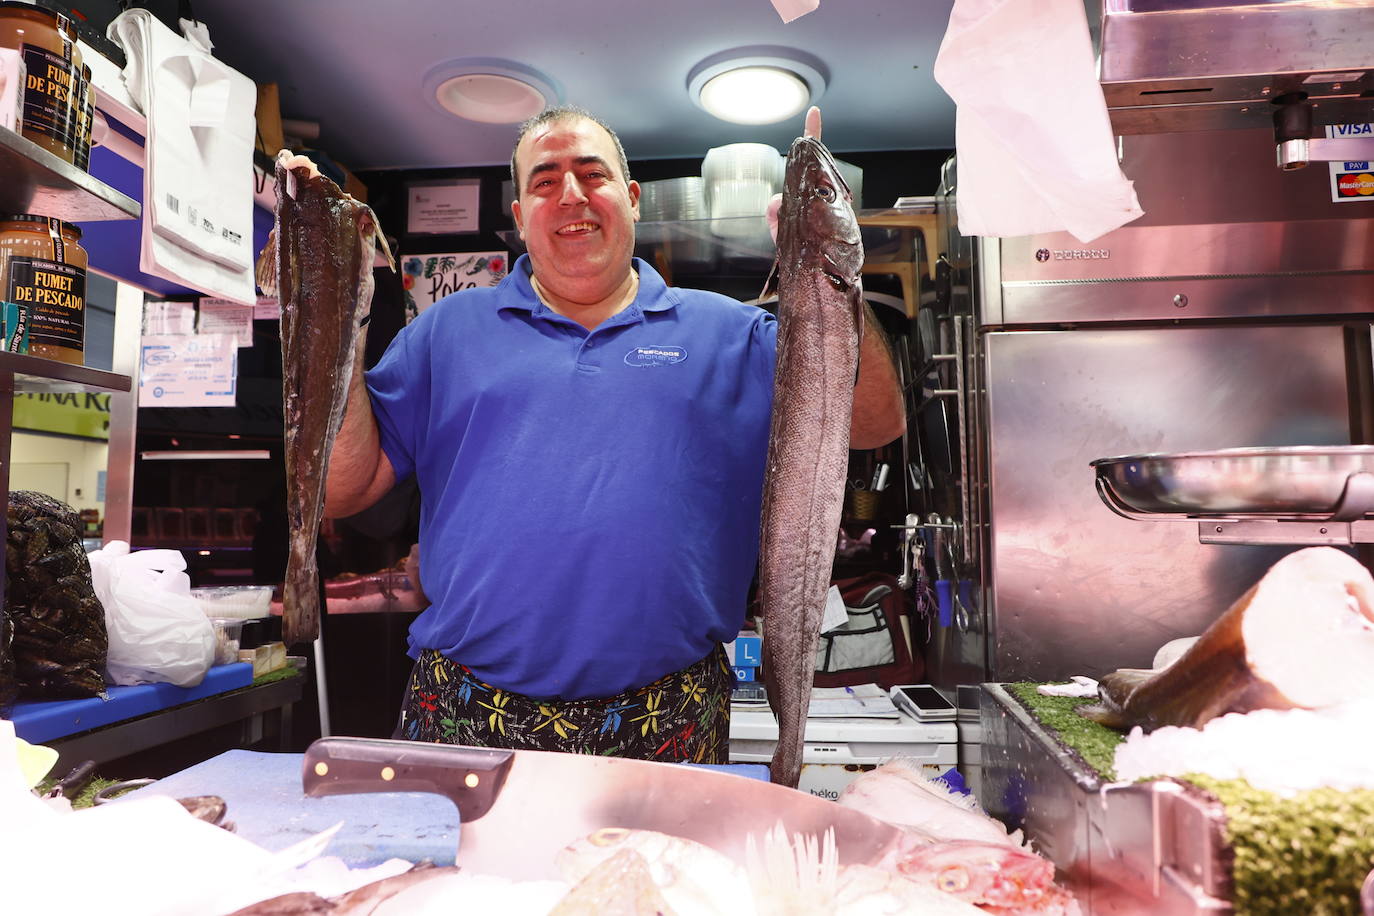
[895, 839, 1056, 907]
[777, 136, 863, 290]
[556, 827, 675, 877]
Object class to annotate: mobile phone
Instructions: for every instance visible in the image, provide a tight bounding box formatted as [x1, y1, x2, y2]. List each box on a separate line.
[890, 684, 958, 721]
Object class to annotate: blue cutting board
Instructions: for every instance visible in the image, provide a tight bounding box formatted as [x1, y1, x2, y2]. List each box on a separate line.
[9, 664, 255, 744]
[124, 749, 769, 867]
[127, 750, 460, 866]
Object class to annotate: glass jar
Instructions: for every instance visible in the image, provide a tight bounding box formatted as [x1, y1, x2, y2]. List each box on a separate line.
[0, 1, 83, 164]
[0, 213, 87, 364]
[73, 62, 92, 171]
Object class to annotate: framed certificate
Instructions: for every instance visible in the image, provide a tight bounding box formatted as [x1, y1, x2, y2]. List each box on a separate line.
[407, 179, 481, 234]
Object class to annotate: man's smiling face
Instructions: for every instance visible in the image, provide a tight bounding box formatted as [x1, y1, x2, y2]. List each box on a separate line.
[511, 115, 641, 303]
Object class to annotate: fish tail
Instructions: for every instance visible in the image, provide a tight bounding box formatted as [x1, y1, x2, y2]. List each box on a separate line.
[282, 537, 320, 647]
[1075, 702, 1129, 730]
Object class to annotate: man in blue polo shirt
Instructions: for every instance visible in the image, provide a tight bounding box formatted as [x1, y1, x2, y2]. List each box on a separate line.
[323, 106, 904, 763]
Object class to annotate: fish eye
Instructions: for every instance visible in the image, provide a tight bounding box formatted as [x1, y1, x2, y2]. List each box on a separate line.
[816, 186, 836, 202]
[591, 828, 630, 846]
[938, 867, 970, 892]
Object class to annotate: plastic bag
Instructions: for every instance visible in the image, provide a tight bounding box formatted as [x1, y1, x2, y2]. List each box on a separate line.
[88, 541, 214, 687]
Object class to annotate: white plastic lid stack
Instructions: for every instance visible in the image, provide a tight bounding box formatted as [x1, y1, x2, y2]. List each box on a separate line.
[192, 585, 273, 619]
[637, 177, 715, 271]
[701, 143, 782, 242]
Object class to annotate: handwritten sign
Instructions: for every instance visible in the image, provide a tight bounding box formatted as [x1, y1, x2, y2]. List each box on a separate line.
[401, 251, 508, 322]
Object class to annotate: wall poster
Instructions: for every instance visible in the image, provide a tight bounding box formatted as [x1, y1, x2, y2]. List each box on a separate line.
[402, 251, 508, 322]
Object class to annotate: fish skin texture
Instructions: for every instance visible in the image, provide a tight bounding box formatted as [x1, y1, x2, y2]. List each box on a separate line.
[260, 153, 392, 646]
[548, 849, 678, 916]
[759, 136, 863, 788]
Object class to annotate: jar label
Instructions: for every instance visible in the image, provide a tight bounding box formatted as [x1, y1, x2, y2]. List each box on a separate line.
[20, 44, 79, 149]
[5, 256, 85, 353]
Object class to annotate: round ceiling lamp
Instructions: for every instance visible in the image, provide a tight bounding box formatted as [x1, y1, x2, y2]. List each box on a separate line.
[688, 47, 828, 125]
[423, 59, 562, 124]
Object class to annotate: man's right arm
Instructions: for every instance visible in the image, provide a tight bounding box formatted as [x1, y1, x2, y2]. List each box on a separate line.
[323, 337, 396, 518]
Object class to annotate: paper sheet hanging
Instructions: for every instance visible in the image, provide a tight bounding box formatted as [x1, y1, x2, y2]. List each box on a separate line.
[933, 0, 1144, 243]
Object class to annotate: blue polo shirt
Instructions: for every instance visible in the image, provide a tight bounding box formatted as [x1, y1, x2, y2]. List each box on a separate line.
[367, 255, 777, 699]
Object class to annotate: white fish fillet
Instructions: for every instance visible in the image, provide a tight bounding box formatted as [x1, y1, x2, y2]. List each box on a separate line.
[837, 759, 1024, 847]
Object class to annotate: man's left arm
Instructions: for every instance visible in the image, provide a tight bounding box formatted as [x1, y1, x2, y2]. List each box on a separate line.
[850, 303, 906, 449]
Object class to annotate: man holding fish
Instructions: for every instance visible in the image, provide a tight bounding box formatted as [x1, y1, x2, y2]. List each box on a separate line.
[320, 105, 904, 764]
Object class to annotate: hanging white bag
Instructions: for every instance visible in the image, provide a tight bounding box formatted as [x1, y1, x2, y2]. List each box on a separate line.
[89, 541, 215, 688]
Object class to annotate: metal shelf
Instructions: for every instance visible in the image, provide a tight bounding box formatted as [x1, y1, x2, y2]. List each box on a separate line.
[0, 125, 140, 222]
[0, 351, 131, 393]
[495, 207, 933, 280]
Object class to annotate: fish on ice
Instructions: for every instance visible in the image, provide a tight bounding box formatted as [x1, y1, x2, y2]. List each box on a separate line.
[1079, 546, 1374, 733]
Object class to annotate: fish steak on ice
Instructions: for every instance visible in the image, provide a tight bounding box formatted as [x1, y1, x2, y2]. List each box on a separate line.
[1079, 546, 1374, 732]
[758, 135, 864, 788]
[257, 152, 393, 646]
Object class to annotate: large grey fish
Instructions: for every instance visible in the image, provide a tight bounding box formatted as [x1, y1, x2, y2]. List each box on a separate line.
[759, 135, 864, 788]
[256, 152, 393, 646]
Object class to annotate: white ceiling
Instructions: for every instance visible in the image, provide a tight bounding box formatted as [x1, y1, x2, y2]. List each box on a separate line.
[188, 0, 958, 171]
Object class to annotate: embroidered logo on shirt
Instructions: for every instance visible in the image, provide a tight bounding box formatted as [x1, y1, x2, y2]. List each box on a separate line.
[624, 345, 687, 367]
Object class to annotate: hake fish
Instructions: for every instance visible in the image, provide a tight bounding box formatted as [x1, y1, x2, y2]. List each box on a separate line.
[759, 134, 864, 788]
[257, 152, 393, 646]
[1079, 546, 1374, 732]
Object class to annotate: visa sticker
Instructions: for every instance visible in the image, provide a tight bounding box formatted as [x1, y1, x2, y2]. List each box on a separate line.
[1326, 124, 1374, 203]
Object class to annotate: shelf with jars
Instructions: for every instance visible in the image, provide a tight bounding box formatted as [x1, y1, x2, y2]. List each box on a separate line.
[0, 124, 140, 223]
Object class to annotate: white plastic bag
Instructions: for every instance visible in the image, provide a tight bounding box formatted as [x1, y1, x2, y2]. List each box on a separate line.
[88, 541, 215, 687]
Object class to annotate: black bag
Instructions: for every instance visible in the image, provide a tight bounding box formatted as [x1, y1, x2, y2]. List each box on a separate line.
[5, 491, 107, 698]
[813, 572, 923, 688]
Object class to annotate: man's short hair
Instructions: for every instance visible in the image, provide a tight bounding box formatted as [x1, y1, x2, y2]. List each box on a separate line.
[510, 106, 632, 195]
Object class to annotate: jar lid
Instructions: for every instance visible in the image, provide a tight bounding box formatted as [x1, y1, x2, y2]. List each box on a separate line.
[0, 213, 83, 239]
[0, 1, 75, 32]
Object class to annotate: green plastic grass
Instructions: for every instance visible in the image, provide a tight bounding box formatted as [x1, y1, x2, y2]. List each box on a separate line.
[1004, 682, 1374, 915]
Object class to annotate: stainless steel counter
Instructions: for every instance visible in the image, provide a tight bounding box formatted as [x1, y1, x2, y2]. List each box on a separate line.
[980, 684, 1231, 915]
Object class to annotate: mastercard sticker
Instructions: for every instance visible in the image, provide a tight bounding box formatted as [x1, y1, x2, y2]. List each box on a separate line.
[1327, 123, 1374, 203]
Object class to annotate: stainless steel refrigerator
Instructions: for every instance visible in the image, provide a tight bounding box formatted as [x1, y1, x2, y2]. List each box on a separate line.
[923, 126, 1374, 688]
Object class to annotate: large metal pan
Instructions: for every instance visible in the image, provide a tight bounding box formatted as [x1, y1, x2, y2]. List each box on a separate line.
[1092, 445, 1374, 520]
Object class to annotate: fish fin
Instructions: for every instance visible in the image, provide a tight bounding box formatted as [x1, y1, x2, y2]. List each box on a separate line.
[881, 758, 985, 812]
[746, 824, 837, 916]
[852, 285, 865, 386]
[366, 211, 397, 272]
[759, 257, 780, 304]
[255, 227, 278, 297]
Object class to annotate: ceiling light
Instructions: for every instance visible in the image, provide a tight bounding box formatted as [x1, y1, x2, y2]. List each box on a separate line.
[688, 47, 828, 126]
[423, 59, 562, 125]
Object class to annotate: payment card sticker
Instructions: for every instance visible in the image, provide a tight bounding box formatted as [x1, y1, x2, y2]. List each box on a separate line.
[1327, 123, 1374, 203]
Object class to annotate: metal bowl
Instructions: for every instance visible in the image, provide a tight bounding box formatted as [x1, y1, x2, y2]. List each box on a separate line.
[1091, 446, 1374, 519]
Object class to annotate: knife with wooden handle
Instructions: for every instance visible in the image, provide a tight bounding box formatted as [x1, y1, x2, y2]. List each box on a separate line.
[302, 736, 904, 880]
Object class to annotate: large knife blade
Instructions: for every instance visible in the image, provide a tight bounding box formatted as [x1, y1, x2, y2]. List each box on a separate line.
[302, 737, 903, 880]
